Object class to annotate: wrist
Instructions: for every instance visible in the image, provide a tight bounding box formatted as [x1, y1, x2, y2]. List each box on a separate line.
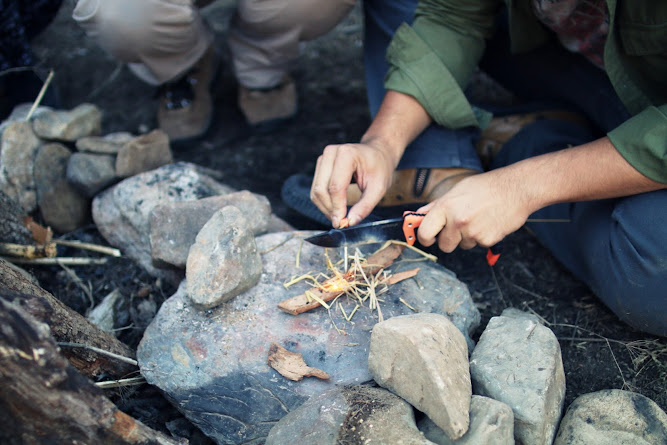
[359, 133, 404, 168]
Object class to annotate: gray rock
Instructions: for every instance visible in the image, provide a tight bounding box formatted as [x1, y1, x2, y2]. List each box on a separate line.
[267, 385, 435, 445]
[67, 152, 117, 197]
[115, 129, 172, 178]
[369, 313, 471, 440]
[418, 395, 514, 445]
[0, 103, 52, 136]
[34, 143, 89, 233]
[470, 315, 566, 445]
[554, 389, 667, 445]
[149, 191, 271, 268]
[137, 232, 479, 444]
[75, 132, 134, 154]
[32, 103, 102, 141]
[87, 289, 122, 332]
[266, 214, 294, 233]
[92, 162, 234, 283]
[0, 121, 41, 212]
[501, 308, 544, 324]
[186, 206, 262, 308]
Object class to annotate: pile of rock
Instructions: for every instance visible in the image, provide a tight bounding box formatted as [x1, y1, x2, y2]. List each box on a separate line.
[77, 158, 666, 445]
[0, 103, 172, 233]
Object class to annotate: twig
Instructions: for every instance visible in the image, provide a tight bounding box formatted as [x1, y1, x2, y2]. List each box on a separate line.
[26, 70, 54, 120]
[95, 376, 146, 389]
[260, 234, 295, 255]
[57, 342, 138, 367]
[1, 257, 108, 266]
[57, 261, 95, 310]
[0, 242, 57, 258]
[54, 239, 121, 257]
[0, 66, 39, 77]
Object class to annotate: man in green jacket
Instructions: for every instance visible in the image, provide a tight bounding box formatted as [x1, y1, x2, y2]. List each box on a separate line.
[305, 0, 666, 335]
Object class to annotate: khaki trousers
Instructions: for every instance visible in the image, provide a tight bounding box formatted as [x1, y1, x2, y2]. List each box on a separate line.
[73, 0, 356, 87]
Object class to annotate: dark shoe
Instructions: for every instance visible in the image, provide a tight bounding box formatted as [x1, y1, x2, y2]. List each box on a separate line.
[475, 110, 589, 169]
[238, 75, 297, 132]
[157, 46, 218, 142]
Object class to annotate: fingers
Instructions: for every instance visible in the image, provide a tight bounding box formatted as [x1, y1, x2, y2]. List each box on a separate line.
[311, 144, 352, 227]
[347, 180, 386, 226]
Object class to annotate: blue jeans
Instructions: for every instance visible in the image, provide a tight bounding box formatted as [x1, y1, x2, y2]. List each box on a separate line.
[362, 0, 483, 171]
[481, 33, 667, 337]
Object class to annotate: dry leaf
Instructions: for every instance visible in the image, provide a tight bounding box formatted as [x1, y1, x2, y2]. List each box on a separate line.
[267, 343, 330, 381]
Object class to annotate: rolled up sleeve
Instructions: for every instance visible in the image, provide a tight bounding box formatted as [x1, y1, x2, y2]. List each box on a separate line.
[607, 105, 667, 184]
[384, 0, 499, 129]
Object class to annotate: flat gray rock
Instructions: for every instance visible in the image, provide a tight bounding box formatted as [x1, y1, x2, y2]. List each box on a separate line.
[138, 232, 480, 444]
[75, 132, 134, 154]
[115, 129, 173, 177]
[150, 191, 271, 269]
[32, 103, 102, 141]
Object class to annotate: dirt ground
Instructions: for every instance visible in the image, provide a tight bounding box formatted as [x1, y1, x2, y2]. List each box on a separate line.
[22, 1, 666, 441]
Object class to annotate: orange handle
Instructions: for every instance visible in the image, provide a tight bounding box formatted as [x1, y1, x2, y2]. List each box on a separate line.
[402, 211, 425, 245]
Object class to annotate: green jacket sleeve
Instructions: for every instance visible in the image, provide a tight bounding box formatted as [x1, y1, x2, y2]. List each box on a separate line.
[607, 105, 667, 184]
[384, 0, 500, 129]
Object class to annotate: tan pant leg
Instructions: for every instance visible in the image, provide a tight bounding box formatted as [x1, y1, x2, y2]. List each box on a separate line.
[73, 0, 213, 85]
[228, 0, 357, 89]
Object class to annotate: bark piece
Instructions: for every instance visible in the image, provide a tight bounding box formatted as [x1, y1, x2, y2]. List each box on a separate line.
[0, 257, 136, 378]
[0, 293, 184, 445]
[267, 342, 330, 381]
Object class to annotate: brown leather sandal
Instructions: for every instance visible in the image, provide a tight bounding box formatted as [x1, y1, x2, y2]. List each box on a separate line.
[346, 167, 479, 207]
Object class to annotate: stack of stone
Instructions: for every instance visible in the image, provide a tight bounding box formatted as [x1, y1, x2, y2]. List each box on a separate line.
[0, 103, 173, 233]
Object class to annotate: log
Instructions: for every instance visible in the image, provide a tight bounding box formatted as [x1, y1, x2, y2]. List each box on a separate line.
[0, 257, 136, 378]
[0, 294, 184, 445]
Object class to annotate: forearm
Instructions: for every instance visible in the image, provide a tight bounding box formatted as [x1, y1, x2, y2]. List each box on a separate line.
[360, 91, 432, 168]
[509, 137, 666, 214]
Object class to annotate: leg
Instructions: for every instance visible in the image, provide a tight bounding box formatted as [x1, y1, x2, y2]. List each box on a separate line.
[228, 0, 357, 89]
[492, 121, 667, 336]
[73, 0, 212, 85]
[363, 0, 483, 171]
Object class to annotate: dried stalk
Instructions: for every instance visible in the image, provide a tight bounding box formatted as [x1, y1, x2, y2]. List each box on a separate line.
[2, 257, 108, 266]
[0, 242, 57, 259]
[54, 239, 121, 257]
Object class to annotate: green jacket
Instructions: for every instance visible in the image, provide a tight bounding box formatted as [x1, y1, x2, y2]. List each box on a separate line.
[385, 0, 667, 183]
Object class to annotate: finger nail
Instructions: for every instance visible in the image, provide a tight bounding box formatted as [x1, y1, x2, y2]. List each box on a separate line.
[332, 216, 339, 228]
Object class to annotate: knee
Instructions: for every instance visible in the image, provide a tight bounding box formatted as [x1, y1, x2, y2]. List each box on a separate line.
[73, 0, 200, 62]
[235, 0, 356, 38]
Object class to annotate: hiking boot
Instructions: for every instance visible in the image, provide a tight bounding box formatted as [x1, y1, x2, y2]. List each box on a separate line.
[157, 46, 218, 142]
[346, 167, 479, 207]
[475, 110, 589, 169]
[238, 75, 297, 132]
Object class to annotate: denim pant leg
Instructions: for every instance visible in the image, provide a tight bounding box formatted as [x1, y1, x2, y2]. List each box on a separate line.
[492, 117, 667, 337]
[362, 0, 483, 171]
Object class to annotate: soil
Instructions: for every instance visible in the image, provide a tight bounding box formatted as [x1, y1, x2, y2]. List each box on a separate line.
[18, 1, 666, 443]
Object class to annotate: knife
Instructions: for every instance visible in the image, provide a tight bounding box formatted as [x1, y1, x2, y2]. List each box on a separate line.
[304, 211, 425, 247]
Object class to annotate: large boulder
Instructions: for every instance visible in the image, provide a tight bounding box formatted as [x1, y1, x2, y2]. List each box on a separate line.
[137, 232, 480, 444]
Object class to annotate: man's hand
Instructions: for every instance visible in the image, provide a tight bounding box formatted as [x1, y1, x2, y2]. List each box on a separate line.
[310, 91, 432, 228]
[416, 168, 532, 251]
[311, 139, 396, 228]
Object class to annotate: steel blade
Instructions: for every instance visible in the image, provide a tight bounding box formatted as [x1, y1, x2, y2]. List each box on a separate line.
[304, 218, 405, 247]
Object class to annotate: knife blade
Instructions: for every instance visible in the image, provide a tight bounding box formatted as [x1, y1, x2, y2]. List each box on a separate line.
[304, 212, 425, 247]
